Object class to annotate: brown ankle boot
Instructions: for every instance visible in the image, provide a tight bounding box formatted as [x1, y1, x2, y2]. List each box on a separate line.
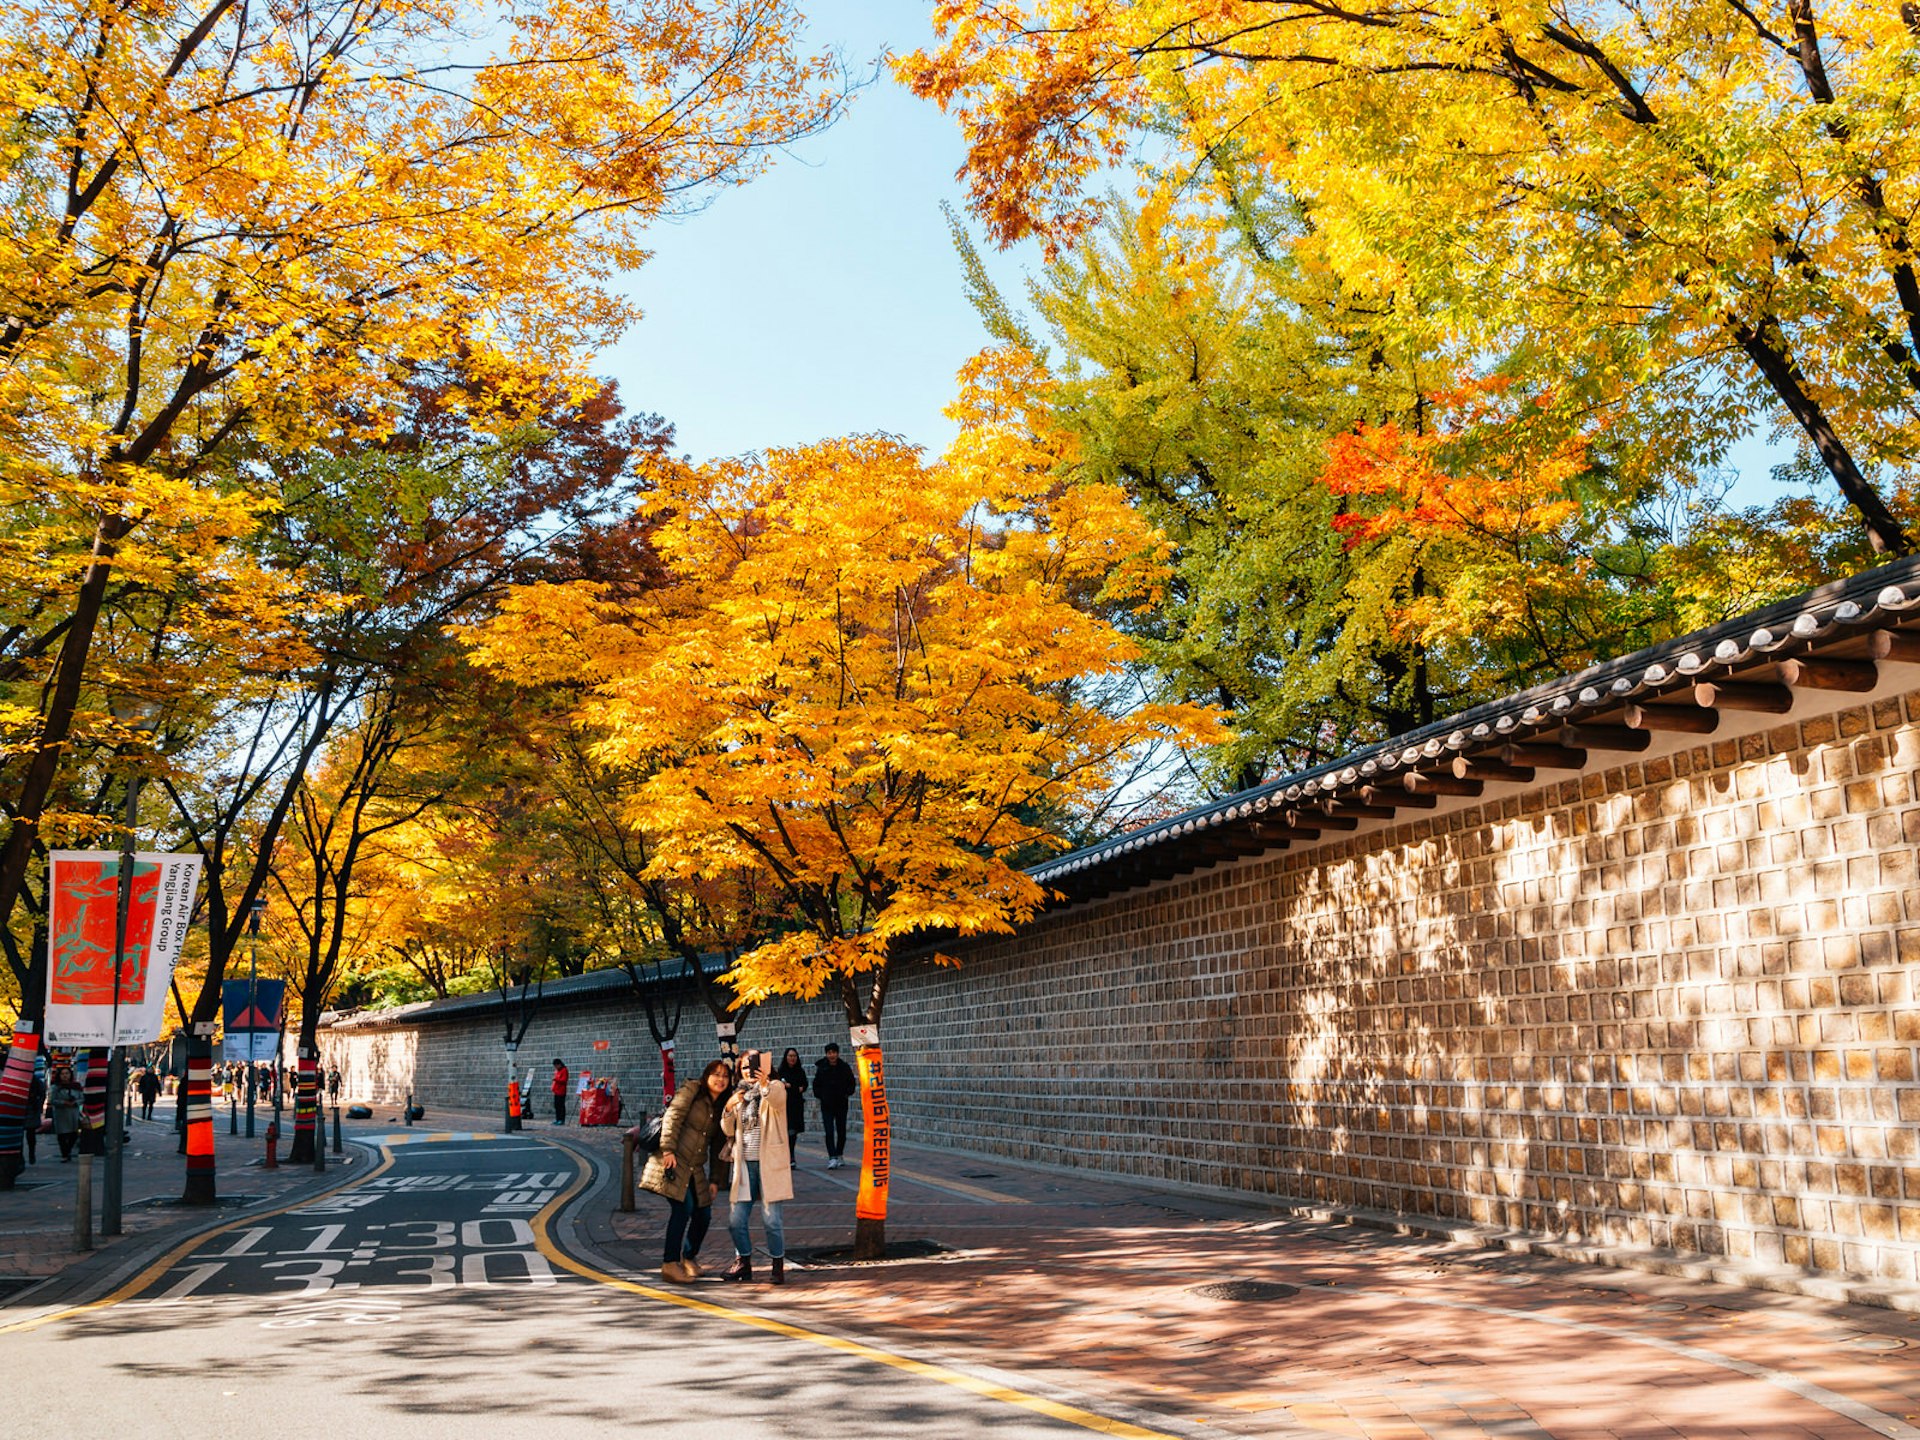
[770, 1256, 785, 1286]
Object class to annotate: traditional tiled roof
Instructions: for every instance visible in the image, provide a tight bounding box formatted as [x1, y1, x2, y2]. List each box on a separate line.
[1035, 553, 1920, 903]
[320, 953, 730, 1030]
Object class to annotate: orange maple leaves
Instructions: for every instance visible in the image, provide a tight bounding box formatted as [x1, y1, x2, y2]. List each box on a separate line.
[1320, 378, 1587, 549]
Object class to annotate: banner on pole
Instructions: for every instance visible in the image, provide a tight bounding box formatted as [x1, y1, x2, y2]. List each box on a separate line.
[221, 979, 286, 1062]
[46, 851, 203, 1046]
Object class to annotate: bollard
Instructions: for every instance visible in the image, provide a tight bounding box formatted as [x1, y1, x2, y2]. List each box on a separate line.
[313, 1114, 325, 1173]
[264, 1119, 279, 1169]
[332, 1099, 342, 1155]
[619, 1128, 638, 1212]
[405, 1092, 415, 1127]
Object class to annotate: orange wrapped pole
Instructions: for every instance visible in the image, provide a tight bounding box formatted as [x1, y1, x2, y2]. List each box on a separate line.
[853, 1039, 890, 1259]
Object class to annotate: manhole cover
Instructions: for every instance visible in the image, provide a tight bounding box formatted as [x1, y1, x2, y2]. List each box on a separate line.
[960, 1172, 1000, 1179]
[1190, 1279, 1299, 1302]
[1842, 1335, 1907, 1352]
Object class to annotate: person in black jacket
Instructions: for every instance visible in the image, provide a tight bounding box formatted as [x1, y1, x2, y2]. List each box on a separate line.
[24, 1067, 45, 1164]
[774, 1048, 808, 1155]
[811, 1043, 858, 1170]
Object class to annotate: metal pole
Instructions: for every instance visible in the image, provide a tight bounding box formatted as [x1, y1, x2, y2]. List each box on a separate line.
[332, 1093, 342, 1154]
[245, 903, 261, 1139]
[73, 1150, 92, 1251]
[102, 772, 140, 1237]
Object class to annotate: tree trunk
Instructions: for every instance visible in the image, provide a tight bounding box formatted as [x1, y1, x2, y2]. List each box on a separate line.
[181, 1033, 217, 1204]
[1734, 317, 1915, 556]
[850, 1037, 891, 1261]
[852, 1216, 886, 1262]
[78, 1046, 108, 1155]
[288, 1049, 318, 1164]
[0, 519, 130, 931]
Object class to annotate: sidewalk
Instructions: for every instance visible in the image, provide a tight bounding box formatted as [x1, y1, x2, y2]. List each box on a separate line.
[0, 1103, 362, 1307]
[558, 1118, 1920, 1440]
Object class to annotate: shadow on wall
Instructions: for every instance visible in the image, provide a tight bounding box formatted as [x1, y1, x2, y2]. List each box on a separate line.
[1279, 713, 1918, 1287]
[323, 1029, 418, 1108]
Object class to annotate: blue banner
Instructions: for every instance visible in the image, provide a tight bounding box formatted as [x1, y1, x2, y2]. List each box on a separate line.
[221, 979, 285, 1063]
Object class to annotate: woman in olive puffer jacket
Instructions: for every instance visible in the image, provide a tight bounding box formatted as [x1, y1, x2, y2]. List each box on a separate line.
[640, 1059, 733, 1283]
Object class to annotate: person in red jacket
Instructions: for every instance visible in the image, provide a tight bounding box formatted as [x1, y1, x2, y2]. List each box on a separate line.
[551, 1058, 569, 1125]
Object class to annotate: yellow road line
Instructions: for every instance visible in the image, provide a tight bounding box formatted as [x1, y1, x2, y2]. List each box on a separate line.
[0, 1147, 395, 1336]
[529, 1162, 1171, 1440]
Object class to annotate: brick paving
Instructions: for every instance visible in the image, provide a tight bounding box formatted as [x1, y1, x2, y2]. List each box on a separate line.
[575, 1120, 1920, 1440]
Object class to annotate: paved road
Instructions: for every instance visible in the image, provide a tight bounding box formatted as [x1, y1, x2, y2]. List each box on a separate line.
[4, 1131, 1180, 1440]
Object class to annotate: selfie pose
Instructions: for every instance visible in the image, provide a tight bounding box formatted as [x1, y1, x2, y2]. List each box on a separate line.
[640, 1059, 732, 1284]
[720, 1049, 792, 1285]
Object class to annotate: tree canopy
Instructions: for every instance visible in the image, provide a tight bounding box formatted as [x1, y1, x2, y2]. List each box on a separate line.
[903, 0, 1920, 555]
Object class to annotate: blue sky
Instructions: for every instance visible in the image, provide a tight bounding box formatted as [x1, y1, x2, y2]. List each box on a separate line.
[596, 1, 1790, 501]
[596, 2, 1034, 464]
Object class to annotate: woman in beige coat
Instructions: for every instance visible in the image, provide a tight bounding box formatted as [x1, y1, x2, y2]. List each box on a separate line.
[640, 1059, 731, 1283]
[720, 1049, 792, 1285]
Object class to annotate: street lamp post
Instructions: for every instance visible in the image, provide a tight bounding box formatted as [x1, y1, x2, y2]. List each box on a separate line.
[102, 693, 161, 1238]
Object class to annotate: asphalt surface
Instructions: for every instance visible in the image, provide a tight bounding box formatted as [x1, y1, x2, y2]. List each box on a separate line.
[2, 1129, 1168, 1440]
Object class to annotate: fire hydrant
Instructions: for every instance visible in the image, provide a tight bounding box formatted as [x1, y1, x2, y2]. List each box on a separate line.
[264, 1119, 280, 1169]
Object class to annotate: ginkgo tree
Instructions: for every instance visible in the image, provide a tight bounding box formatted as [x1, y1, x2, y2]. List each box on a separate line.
[473, 393, 1219, 1256]
[903, 0, 1920, 556]
[0, 0, 848, 948]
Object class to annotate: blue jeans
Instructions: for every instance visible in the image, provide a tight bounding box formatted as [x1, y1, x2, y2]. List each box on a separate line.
[728, 1159, 784, 1260]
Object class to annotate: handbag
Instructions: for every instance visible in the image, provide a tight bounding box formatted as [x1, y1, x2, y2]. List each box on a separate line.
[637, 1114, 664, 1155]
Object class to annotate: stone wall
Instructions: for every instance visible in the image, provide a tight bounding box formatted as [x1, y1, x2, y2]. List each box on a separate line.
[324, 691, 1920, 1288]
[321, 982, 856, 1133]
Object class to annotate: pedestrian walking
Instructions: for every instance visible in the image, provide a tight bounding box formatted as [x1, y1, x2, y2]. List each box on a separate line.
[812, 1042, 857, 1169]
[774, 1047, 808, 1154]
[49, 1065, 83, 1161]
[136, 1066, 161, 1120]
[720, 1049, 791, 1285]
[23, 1065, 45, 1165]
[640, 1059, 731, 1285]
[325, 1065, 341, 1103]
[551, 1058, 569, 1125]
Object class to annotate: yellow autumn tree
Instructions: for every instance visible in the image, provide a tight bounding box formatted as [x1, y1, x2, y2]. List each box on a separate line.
[903, 0, 1920, 556]
[0, 0, 847, 943]
[473, 379, 1218, 1254]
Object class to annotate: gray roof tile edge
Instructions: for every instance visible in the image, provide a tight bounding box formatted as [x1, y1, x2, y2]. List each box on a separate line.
[1031, 554, 1920, 883]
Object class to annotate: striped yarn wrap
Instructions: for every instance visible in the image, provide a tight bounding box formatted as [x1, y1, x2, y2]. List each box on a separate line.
[184, 1049, 214, 1185]
[78, 1046, 109, 1156]
[0, 1022, 40, 1180]
[293, 1057, 317, 1143]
